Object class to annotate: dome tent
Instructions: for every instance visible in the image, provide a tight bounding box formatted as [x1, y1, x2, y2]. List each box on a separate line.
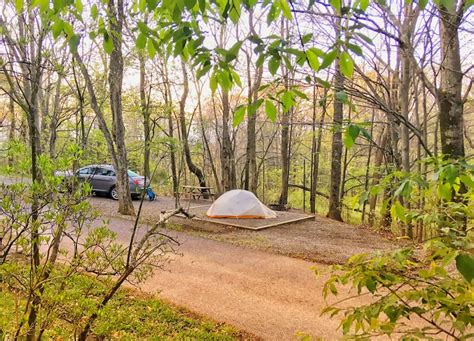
[206, 189, 277, 219]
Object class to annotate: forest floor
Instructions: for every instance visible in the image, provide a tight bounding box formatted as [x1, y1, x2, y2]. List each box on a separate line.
[92, 195, 401, 264]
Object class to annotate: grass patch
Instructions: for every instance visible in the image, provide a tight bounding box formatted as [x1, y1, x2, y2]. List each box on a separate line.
[0, 271, 246, 340]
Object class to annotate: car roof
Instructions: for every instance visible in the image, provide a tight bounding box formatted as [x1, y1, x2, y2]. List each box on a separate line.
[81, 164, 114, 169]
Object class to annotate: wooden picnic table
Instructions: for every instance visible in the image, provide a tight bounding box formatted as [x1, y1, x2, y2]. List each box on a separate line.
[180, 185, 215, 201]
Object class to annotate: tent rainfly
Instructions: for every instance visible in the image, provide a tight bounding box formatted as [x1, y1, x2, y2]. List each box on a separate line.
[206, 189, 277, 219]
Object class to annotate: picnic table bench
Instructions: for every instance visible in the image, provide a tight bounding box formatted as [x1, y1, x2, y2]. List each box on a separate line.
[179, 185, 215, 201]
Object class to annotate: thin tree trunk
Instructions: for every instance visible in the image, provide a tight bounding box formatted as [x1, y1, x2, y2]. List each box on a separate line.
[48, 75, 62, 159]
[368, 127, 388, 226]
[139, 54, 150, 179]
[220, 88, 236, 191]
[244, 10, 262, 194]
[279, 17, 290, 207]
[160, 60, 179, 199]
[327, 15, 344, 222]
[8, 96, 15, 166]
[178, 62, 209, 196]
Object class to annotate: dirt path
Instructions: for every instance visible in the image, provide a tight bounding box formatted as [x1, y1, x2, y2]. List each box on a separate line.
[100, 216, 373, 340]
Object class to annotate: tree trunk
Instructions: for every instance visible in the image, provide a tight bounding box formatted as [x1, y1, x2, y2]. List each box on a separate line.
[8, 96, 15, 167]
[310, 86, 326, 214]
[244, 10, 262, 194]
[279, 18, 291, 207]
[139, 54, 151, 179]
[327, 16, 344, 222]
[437, 3, 465, 159]
[220, 88, 236, 192]
[108, 0, 135, 215]
[368, 128, 388, 226]
[244, 61, 262, 194]
[49, 75, 62, 159]
[178, 62, 209, 196]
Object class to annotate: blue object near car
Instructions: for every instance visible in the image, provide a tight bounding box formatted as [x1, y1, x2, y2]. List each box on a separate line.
[56, 164, 154, 200]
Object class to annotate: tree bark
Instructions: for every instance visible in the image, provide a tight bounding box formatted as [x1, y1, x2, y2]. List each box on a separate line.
[310, 86, 326, 214]
[220, 88, 236, 192]
[327, 16, 344, 222]
[108, 0, 135, 215]
[49, 75, 62, 159]
[178, 62, 209, 196]
[279, 18, 291, 207]
[8, 96, 15, 167]
[244, 10, 262, 194]
[437, 2, 465, 159]
[139, 54, 151, 179]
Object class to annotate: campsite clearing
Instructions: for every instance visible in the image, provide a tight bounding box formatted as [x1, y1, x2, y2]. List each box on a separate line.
[91, 196, 399, 264]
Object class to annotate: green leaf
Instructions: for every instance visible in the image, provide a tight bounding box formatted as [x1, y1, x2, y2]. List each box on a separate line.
[359, 0, 369, 10]
[147, 38, 156, 58]
[52, 20, 64, 39]
[281, 91, 294, 112]
[75, 0, 83, 13]
[292, 88, 309, 100]
[459, 174, 474, 188]
[456, 253, 474, 283]
[320, 49, 337, 69]
[229, 0, 241, 23]
[315, 77, 331, 88]
[196, 63, 212, 79]
[391, 200, 406, 222]
[347, 43, 363, 56]
[198, 0, 206, 12]
[265, 100, 277, 122]
[230, 69, 242, 87]
[35, 0, 49, 11]
[103, 33, 114, 54]
[280, 0, 292, 19]
[136, 33, 147, 49]
[147, 0, 158, 10]
[356, 32, 374, 45]
[302, 33, 312, 44]
[268, 56, 281, 75]
[306, 48, 320, 71]
[340, 51, 354, 78]
[91, 4, 98, 19]
[344, 124, 360, 149]
[233, 105, 247, 127]
[335, 90, 348, 103]
[330, 0, 341, 13]
[418, 0, 428, 9]
[438, 182, 452, 201]
[210, 73, 218, 93]
[68, 34, 81, 53]
[465, 0, 474, 9]
[14, 0, 23, 13]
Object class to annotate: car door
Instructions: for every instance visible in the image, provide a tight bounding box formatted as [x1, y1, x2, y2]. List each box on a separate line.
[92, 167, 115, 193]
[76, 166, 97, 190]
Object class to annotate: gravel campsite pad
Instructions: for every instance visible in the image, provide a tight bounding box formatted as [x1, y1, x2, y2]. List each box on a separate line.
[91, 196, 399, 264]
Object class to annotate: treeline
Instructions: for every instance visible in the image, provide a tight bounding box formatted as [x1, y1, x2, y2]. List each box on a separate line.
[0, 0, 472, 239]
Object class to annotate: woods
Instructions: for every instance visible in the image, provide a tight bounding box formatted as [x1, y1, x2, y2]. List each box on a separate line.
[0, 0, 473, 339]
[1, 0, 472, 231]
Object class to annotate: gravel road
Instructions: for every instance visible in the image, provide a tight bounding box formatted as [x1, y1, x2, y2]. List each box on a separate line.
[99, 216, 372, 340]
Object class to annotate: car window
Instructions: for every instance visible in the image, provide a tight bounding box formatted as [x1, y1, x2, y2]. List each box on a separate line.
[127, 170, 140, 177]
[78, 167, 94, 175]
[96, 168, 115, 176]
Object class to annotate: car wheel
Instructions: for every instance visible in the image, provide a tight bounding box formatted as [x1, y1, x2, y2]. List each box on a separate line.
[110, 186, 119, 200]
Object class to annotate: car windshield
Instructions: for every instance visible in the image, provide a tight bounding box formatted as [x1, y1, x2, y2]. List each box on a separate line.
[127, 170, 140, 177]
